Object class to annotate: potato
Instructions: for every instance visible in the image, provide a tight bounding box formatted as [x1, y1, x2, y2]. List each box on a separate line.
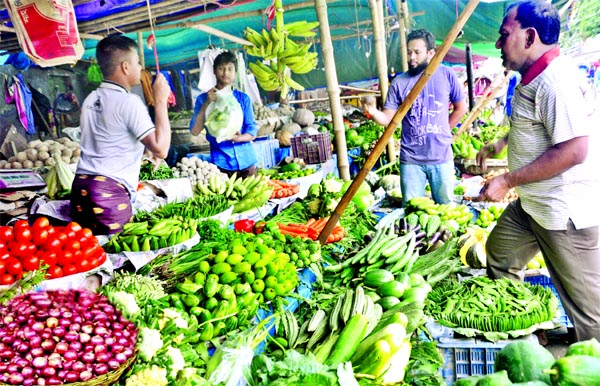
[8, 156, 16, 163]
[38, 151, 50, 161]
[36, 144, 49, 153]
[0, 160, 6, 168]
[45, 158, 56, 166]
[22, 160, 34, 169]
[61, 156, 71, 164]
[12, 162, 23, 169]
[28, 139, 42, 149]
[57, 137, 71, 145]
[3, 163, 12, 169]
[26, 148, 38, 161]
[16, 152, 27, 163]
[62, 148, 73, 158]
[34, 160, 44, 168]
[70, 156, 79, 164]
[72, 148, 81, 157]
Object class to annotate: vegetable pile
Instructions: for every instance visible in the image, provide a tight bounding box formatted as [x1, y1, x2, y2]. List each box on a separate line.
[0, 289, 137, 385]
[139, 161, 174, 181]
[0, 138, 80, 170]
[195, 173, 273, 214]
[267, 180, 300, 199]
[0, 218, 106, 283]
[426, 276, 558, 334]
[170, 157, 227, 186]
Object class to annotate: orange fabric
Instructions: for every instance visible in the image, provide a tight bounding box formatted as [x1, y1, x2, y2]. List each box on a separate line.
[140, 69, 155, 106]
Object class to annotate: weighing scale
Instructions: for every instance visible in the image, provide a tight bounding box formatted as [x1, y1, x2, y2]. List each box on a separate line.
[0, 170, 47, 192]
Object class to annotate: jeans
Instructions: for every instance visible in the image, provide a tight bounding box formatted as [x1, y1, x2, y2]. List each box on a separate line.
[399, 160, 455, 207]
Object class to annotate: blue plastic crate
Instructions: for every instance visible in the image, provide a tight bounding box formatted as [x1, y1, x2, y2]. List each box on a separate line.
[524, 275, 573, 328]
[438, 334, 538, 385]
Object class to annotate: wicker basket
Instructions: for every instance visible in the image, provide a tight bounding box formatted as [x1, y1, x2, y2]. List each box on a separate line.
[0, 354, 136, 386]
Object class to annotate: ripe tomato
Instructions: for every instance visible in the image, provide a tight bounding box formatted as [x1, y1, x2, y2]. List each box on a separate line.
[66, 222, 83, 234]
[59, 251, 74, 266]
[44, 237, 62, 253]
[14, 227, 32, 243]
[13, 220, 29, 231]
[5, 258, 23, 277]
[65, 240, 81, 252]
[32, 229, 49, 246]
[46, 265, 63, 279]
[0, 252, 10, 261]
[79, 228, 94, 240]
[0, 227, 13, 242]
[8, 241, 28, 259]
[32, 217, 50, 231]
[0, 260, 5, 274]
[62, 264, 78, 277]
[0, 241, 6, 252]
[22, 256, 40, 272]
[40, 251, 58, 267]
[56, 233, 68, 244]
[0, 274, 14, 285]
[46, 226, 56, 237]
[75, 259, 91, 273]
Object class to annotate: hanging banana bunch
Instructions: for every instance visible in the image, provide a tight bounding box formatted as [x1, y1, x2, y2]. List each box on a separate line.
[243, 0, 319, 99]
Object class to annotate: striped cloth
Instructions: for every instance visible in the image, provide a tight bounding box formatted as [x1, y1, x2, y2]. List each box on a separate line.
[508, 55, 599, 230]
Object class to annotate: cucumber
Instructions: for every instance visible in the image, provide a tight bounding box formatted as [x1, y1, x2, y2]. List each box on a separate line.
[363, 269, 395, 288]
[325, 314, 369, 366]
[355, 339, 391, 377]
[475, 370, 512, 385]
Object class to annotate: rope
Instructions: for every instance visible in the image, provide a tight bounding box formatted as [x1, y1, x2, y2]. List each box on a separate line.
[146, 0, 160, 72]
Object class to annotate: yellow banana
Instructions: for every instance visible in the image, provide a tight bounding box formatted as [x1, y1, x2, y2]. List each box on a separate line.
[248, 62, 271, 81]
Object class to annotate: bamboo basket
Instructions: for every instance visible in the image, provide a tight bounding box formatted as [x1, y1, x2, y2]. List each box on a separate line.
[0, 354, 136, 386]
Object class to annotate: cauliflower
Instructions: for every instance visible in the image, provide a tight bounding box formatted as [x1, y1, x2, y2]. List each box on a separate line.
[107, 291, 140, 319]
[159, 308, 188, 330]
[323, 178, 343, 194]
[177, 368, 208, 386]
[138, 327, 163, 362]
[324, 197, 340, 214]
[125, 365, 168, 386]
[166, 346, 185, 378]
[306, 198, 322, 215]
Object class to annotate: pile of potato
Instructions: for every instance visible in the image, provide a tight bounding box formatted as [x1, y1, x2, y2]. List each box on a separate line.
[0, 137, 81, 169]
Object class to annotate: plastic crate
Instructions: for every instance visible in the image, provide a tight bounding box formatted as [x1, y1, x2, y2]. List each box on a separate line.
[290, 133, 332, 164]
[438, 334, 538, 385]
[524, 274, 573, 328]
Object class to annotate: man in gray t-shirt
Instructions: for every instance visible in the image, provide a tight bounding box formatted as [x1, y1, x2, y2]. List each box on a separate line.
[364, 29, 467, 207]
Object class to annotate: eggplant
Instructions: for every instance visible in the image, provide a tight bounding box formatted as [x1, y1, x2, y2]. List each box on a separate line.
[409, 224, 422, 234]
[415, 230, 427, 240]
[428, 231, 442, 246]
[441, 229, 453, 242]
[426, 240, 445, 253]
[363, 233, 374, 244]
[399, 217, 408, 233]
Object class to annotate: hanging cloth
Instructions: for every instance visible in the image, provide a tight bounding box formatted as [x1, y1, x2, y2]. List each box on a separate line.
[159, 70, 177, 107]
[196, 48, 224, 93]
[4, 73, 35, 134]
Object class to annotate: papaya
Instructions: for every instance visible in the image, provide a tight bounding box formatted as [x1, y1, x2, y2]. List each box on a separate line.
[494, 340, 555, 383]
[475, 370, 512, 386]
[565, 337, 600, 358]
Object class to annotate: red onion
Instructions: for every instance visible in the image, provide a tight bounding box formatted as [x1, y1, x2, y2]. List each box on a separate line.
[7, 373, 24, 385]
[63, 350, 78, 362]
[40, 367, 56, 378]
[22, 378, 35, 386]
[46, 377, 61, 385]
[64, 371, 79, 383]
[54, 342, 68, 354]
[32, 357, 48, 368]
[71, 361, 85, 372]
[69, 323, 81, 332]
[40, 339, 55, 352]
[68, 341, 82, 351]
[79, 370, 93, 382]
[29, 347, 44, 357]
[81, 351, 95, 363]
[93, 363, 109, 375]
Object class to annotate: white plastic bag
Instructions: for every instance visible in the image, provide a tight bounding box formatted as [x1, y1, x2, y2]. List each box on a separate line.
[205, 87, 243, 143]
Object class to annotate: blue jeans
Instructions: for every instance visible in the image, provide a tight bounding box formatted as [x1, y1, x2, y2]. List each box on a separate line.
[400, 161, 455, 207]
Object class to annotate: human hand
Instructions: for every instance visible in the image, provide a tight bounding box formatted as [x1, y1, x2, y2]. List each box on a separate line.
[476, 143, 499, 172]
[474, 174, 511, 202]
[144, 150, 163, 171]
[360, 95, 376, 115]
[206, 88, 217, 104]
[152, 73, 171, 105]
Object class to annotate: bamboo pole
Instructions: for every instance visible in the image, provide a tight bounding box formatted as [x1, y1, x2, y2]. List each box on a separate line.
[315, 0, 350, 181]
[339, 85, 380, 93]
[369, 0, 396, 163]
[397, 0, 409, 72]
[287, 94, 381, 105]
[318, 0, 482, 244]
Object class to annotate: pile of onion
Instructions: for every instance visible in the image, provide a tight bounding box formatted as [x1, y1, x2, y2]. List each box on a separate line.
[0, 290, 137, 385]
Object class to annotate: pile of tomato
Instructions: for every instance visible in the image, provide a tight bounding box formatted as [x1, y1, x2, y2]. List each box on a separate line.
[0, 217, 107, 285]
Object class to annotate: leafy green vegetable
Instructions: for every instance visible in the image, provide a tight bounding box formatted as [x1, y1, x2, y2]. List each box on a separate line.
[246, 350, 338, 386]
